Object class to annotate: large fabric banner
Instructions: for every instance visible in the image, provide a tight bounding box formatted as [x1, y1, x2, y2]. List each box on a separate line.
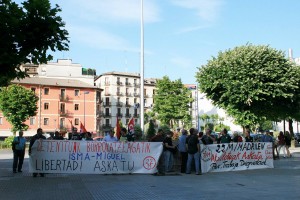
[201, 142, 274, 173]
[29, 140, 163, 174]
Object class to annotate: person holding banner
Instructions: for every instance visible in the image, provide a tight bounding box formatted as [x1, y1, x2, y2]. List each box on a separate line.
[29, 128, 46, 177]
[186, 128, 201, 175]
[163, 130, 176, 173]
[103, 130, 118, 142]
[150, 128, 165, 176]
[217, 128, 231, 144]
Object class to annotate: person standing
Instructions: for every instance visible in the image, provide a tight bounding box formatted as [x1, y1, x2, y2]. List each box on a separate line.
[29, 128, 46, 177]
[284, 131, 292, 158]
[201, 128, 215, 145]
[178, 129, 188, 173]
[150, 128, 165, 176]
[12, 131, 26, 173]
[119, 128, 128, 142]
[103, 130, 118, 142]
[245, 130, 253, 142]
[217, 128, 231, 144]
[186, 128, 201, 175]
[277, 131, 286, 158]
[163, 131, 176, 173]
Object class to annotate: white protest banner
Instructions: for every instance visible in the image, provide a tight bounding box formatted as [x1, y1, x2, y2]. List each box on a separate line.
[29, 140, 163, 174]
[201, 142, 274, 173]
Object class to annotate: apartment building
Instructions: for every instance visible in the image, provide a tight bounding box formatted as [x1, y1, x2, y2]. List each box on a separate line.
[95, 72, 156, 132]
[0, 60, 102, 137]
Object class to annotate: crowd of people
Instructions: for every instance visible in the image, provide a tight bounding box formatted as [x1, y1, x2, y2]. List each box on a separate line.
[149, 127, 294, 176]
[11, 127, 293, 177]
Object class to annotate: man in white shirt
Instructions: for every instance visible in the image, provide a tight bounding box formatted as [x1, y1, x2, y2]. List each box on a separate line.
[103, 130, 118, 142]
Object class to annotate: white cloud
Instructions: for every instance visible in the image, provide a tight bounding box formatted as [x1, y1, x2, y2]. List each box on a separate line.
[64, 0, 161, 23]
[170, 0, 224, 22]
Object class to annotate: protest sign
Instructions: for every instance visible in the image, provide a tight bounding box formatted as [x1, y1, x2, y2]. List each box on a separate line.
[201, 142, 274, 173]
[29, 140, 163, 174]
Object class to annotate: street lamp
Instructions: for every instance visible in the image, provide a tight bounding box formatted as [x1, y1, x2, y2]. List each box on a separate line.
[84, 91, 89, 127]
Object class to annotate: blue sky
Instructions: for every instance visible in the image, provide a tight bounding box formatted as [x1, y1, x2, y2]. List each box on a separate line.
[17, 0, 300, 84]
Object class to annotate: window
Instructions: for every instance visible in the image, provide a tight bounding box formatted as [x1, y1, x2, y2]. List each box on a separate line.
[74, 104, 79, 111]
[44, 103, 49, 110]
[105, 119, 110, 125]
[31, 87, 36, 93]
[30, 117, 35, 125]
[0, 117, 2, 125]
[44, 88, 49, 95]
[44, 118, 49, 125]
[75, 118, 79, 125]
[134, 98, 137, 103]
[75, 89, 79, 96]
[105, 108, 109, 115]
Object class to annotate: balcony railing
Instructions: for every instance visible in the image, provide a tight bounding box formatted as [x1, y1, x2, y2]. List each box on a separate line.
[117, 113, 123, 117]
[104, 113, 111, 117]
[59, 110, 69, 116]
[133, 93, 139, 97]
[103, 102, 111, 107]
[125, 103, 131, 107]
[133, 83, 140, 87]
[133, 114, 140, 118]
[59, 95, 69, 102]
[125, 113, 131, 118]
[117, 81, 123, 85]
[116, 92, 123, 96]
[125, 93, 132, 97]
[116, 102, 123, 107]
[125, 82, 131, 86]
[100, 124, 112, 130]
[97, 111, 104, 117]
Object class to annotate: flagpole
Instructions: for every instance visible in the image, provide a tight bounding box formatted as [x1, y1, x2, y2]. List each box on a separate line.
[140, 0, 145, 134]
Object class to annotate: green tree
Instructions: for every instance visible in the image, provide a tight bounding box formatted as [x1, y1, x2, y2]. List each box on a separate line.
[146, 120, 156, 140]
[199, 114, 210, 127]
[0, 0, 69, 86]
[153, 76, 193, 128]
[0, 84, 38, 133]
[196, 44, 300, 129]
[134, 125, 143, 141]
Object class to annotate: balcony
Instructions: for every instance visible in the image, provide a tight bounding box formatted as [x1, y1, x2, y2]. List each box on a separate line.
[103, 113, 111, 117]
[117, 113, 123, 117]
[59, 95, 69, 102]
[59, 110, 69, 117]
[133, 114, 140, 118]
[133, 93, 139, 97]
[133, 83, 140, 87]
[125, 93, 132, 97]
[97, 111, 104, 117]
[116, 102, 123, 107]
[117, 81, 123, 85]
[116, 92, 123, 96]
[103, 102, 111, 107]
[125, 82, 131, 86]
[125, 113, 131, 118]
[125, 103, 131, 107]
[104, 93, 111, 96]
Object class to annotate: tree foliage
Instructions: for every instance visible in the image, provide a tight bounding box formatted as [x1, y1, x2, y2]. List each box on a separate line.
[0, 0, 69, 86]
[146, 120, 156, 140]
[196, 44, 300, 128]
[0, 84, 38, 133]
[153, 76, 193, 128]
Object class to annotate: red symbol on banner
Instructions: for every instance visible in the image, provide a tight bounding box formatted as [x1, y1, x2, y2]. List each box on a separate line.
[143, 156, 156, 170]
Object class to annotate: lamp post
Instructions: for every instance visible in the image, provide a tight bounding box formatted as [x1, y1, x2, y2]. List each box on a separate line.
[84, 91, 89, 127]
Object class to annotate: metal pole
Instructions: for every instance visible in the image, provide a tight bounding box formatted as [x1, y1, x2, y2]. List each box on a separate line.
[84, 92, 86, 127]
[140, 0, 145, 134]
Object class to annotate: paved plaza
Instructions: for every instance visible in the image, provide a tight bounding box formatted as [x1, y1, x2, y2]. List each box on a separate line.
[0, 147, 300, 200]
